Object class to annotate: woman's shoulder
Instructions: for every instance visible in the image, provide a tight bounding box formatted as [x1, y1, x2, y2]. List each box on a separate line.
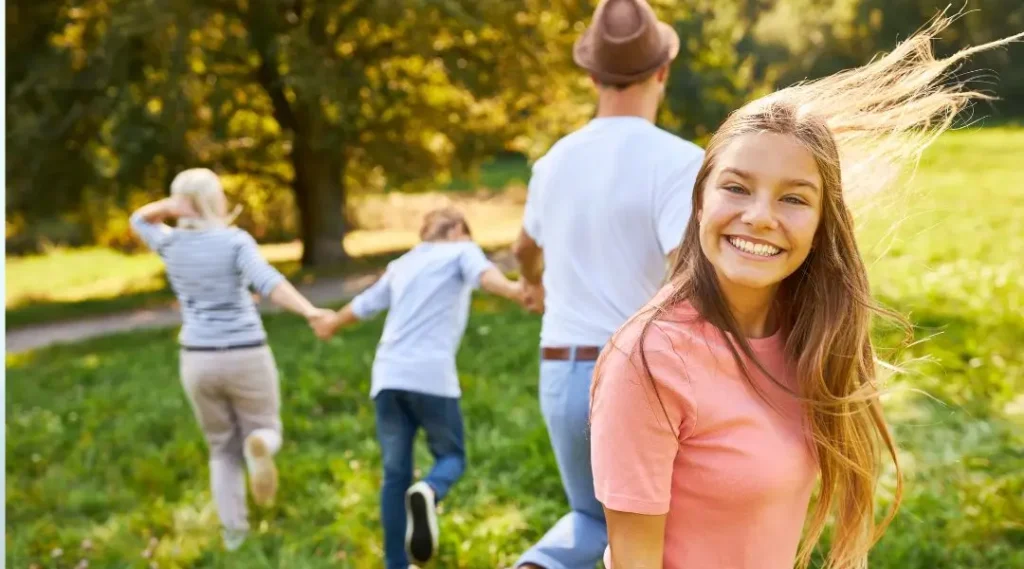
[595, 297, 704, 432]
[611, 294, 708, 350]
[602, 301, 715, 390]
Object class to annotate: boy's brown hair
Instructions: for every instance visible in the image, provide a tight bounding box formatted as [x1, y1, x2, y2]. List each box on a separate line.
[419, 207, 472, 241]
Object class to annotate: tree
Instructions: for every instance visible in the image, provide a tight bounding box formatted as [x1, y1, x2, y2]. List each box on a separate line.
[7, 0, 588, 265]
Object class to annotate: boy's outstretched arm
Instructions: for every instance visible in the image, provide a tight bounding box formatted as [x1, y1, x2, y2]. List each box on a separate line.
[479, 266, 524, 303]
[313, 269, 392, 340]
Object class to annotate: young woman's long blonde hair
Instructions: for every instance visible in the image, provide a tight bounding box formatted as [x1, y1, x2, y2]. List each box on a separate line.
[169, 168, 241, 230]
[596, 12, 1022, 569]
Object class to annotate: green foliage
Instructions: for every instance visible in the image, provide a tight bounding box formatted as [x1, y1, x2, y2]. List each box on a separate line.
[656, 0, 1024, 141]
[5, 0, 587, 256]
[7, 0, 1022, 251]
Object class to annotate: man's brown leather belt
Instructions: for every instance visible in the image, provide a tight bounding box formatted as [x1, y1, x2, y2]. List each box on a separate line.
[541, 346, 603, 361]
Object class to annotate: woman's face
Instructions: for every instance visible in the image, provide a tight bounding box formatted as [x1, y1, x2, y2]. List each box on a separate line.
[698, 132, 823, 295]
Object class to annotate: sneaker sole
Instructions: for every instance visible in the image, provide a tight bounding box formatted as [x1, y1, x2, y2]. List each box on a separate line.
[405, 487, 438, 563]
[245, 436, 278, 506]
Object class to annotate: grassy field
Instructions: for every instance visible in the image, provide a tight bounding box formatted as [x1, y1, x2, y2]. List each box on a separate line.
[6, 127, 1024, 568]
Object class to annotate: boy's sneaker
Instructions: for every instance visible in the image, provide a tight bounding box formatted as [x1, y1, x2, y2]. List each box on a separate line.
[405, 481, 439, 564]
[244, 433, 278, 506]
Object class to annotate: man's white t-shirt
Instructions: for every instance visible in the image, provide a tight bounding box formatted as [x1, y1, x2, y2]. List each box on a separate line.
[523, 116, 704, 347]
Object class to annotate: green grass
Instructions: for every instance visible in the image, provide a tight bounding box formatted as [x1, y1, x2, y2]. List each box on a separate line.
[6, 127, 1024, 568]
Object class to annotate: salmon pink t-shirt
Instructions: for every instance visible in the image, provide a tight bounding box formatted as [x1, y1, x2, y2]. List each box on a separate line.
[590, 299, 817, 569]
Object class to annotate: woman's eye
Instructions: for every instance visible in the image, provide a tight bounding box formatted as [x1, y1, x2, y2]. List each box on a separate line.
[782, 196, 808, 205]
[724, 185, 748, 195]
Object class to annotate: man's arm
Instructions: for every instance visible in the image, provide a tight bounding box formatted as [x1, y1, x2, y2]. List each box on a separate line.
[512, 229, 545, 313]
[512, 229, 543, 284]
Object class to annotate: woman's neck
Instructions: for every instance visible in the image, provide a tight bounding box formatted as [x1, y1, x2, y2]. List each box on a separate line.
[718, 279, 779, 339]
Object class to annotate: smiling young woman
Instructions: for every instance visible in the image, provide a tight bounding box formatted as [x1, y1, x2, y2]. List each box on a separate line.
[587, 12, 1024, 569]
[699, 131, 824, 338]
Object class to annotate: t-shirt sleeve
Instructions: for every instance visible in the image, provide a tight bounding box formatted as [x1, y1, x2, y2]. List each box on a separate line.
[457, 243, 496, 289]
[590, 322, 697, 515]
[522, 155, 549, 246]
[129, 211, 173, 254]
[655, 150, 704, 256]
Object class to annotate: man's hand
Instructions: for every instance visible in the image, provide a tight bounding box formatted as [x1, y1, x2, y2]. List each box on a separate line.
[522, 280, 545, 314]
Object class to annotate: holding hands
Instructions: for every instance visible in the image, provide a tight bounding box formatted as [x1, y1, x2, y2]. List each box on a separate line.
[306, 304, 359, 341]
[309, 309, 342, 339]
[504, 278, 543, 314]
[307, 308, 340, 340]
[521, 280, 545, 314]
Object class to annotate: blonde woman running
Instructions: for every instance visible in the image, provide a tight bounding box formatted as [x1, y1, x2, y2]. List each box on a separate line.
[130, 168, 333, 551]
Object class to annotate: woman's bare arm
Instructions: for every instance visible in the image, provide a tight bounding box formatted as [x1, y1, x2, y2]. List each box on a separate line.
[605, 508, 667, 569]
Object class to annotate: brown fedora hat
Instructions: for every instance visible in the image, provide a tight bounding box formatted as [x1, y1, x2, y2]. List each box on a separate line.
[573, 0, 680, 85]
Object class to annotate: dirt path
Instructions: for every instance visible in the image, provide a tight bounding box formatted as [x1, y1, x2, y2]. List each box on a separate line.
[6, 250, 516, 354]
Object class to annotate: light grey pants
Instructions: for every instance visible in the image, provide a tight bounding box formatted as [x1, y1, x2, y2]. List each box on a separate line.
[179, 345, 282, 532]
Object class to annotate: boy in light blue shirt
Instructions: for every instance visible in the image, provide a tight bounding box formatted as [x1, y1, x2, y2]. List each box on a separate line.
[314, 207, 523, 568]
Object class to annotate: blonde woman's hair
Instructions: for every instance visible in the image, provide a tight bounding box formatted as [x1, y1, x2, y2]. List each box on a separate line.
[593, 10, 1021, 569]
[169, 168, 241, 230]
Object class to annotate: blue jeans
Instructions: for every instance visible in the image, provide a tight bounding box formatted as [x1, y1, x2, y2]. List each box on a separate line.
[517, 355, 607, 569]
[375, 389, 466, 569]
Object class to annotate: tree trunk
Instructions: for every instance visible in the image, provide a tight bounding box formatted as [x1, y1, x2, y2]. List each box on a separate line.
[246, 2, 346, 267]
[292, 134, 348, 267]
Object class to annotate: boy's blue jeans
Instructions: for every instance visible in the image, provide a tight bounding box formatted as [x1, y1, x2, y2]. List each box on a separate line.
[374, 389, 466, 569]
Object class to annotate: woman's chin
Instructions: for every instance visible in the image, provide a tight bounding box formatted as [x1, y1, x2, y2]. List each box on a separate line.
[717, 266, 787, 292]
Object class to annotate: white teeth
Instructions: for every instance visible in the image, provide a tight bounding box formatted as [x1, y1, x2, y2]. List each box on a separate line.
[728, 237, 780, 257]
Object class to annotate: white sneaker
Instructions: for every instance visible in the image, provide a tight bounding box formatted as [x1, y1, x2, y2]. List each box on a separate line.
[244, 433, 278, 506]
[222, 528, 247, 551]
[405, 481, 439, 564]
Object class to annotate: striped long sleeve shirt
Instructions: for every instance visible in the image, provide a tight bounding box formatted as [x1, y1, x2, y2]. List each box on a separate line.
[130, 213, 286, 348]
